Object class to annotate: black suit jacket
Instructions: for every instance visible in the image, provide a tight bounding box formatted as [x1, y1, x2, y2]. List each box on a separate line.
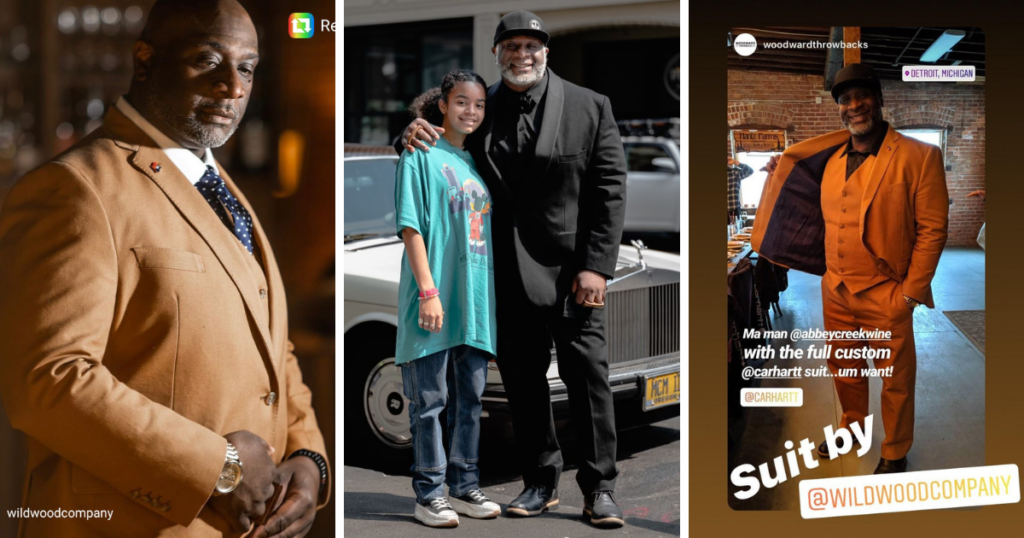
[397, 71, 627, 308]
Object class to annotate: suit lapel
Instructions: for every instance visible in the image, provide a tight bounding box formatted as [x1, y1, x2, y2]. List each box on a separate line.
[859, 125, 901, 232]
[220, 168, 283, 378]
[531, 71, 564, 180]
[116, 139, 277, 375]
[480, 81, 513, 202]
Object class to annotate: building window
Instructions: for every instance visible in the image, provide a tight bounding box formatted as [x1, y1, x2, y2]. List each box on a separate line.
[899, 128, 945, 155]
[344, 18, 473, 146]
[735, 153, 774, 209]
[730, 129, 785, 209]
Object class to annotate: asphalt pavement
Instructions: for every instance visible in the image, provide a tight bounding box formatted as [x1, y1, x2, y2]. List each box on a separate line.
[344, 416, 680, 537]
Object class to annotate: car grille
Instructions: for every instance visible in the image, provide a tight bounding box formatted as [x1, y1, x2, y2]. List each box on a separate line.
[606, 282, 680, 365]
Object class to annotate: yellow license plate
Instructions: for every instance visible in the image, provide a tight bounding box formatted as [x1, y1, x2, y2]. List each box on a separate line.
[643, 371, 680, 411]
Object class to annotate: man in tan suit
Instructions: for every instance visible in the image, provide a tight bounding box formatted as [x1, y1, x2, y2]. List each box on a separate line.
[0, 1, 330, 536]
[758, 64, 948, 474]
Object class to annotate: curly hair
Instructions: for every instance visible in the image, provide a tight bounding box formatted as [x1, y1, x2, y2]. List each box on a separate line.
[409, 87, 444, 126]
[410, 69, 487, 127]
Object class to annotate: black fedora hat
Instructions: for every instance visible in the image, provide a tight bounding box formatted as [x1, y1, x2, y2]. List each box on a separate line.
[831, 63, 883, 103]
[493, 10, 549, 46]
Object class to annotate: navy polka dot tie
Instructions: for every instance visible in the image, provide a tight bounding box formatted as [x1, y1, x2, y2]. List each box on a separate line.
[196, 166, 254, 254]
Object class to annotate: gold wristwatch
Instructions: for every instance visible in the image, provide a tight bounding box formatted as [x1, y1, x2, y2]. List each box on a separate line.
[212, 442, 243, 496]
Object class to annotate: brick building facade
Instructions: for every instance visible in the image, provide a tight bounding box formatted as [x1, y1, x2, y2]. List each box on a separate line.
[728, 69, 985, 247]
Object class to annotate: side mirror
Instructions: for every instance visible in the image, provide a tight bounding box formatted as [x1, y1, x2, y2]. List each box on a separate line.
[651, 157, 677, 172]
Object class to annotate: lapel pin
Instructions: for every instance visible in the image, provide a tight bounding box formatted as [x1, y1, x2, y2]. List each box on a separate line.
[151, 162, 162, 172]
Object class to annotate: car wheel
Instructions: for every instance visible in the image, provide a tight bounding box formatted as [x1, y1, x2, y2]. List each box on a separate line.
[345, 326, 413, 470]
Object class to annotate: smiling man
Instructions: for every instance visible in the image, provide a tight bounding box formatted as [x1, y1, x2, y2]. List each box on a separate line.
[398, 10, 628, 528]
[0, 1, 330, 536]
[758, 63, 948, 475]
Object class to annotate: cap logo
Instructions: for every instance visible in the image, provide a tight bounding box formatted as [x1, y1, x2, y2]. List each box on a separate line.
[530, 20, 540, 30]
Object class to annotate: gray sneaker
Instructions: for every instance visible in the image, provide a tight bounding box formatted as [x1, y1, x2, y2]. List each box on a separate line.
[414, 497, 459, 527]
[449, 489, 500, 519]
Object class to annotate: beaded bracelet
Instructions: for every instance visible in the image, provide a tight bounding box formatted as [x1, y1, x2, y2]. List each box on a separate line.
[288, 449, 328, 504]
[419, 288, 439, 300]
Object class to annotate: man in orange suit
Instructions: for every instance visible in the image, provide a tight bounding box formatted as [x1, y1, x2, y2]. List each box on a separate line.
[760, 64, 948, 474]
[0, 1, 330, 536]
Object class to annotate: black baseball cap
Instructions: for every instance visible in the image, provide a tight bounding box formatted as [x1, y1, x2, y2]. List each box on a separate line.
[493, 10, 549, 46]
[831, 63, 883, 103]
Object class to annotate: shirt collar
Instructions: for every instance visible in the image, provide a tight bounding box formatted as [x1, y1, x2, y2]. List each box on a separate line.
[841, 121, 888, 157]
[525, 72, 548, 102]
[114, 96, 218, 185]
[499, 72, 548, 107]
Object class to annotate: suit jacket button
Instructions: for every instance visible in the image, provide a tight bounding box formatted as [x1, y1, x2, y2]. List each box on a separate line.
[260, 288, 267, 299]
[265, 392, 277, 405]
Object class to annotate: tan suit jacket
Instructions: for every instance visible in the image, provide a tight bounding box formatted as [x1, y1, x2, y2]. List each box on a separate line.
[753, 125, 948, 307]
[0, 106, 331, 537]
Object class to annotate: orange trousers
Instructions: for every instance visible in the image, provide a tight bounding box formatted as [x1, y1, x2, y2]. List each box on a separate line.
[822, 279, 917, 460]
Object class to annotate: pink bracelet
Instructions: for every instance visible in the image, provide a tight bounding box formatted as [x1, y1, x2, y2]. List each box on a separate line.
[419, 288, 439, 300]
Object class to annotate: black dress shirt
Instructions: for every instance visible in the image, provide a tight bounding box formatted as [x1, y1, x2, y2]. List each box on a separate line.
[840, 121, 887, 180]
[489, 74, 549, 185]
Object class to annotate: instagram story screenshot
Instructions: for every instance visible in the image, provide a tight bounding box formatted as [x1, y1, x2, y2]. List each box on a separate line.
[692, 2, 1021, 537]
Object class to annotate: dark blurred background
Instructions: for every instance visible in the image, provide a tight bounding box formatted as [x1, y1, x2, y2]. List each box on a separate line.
[0, 1, 336, 536]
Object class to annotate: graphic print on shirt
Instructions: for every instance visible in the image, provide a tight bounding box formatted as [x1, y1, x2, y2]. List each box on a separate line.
[442, 163, 491, 258]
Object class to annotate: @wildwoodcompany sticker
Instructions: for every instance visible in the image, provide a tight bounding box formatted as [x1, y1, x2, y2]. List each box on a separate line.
[799, 464, 1020, 518]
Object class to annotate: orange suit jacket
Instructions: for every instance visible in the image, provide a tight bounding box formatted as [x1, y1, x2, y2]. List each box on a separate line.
[752, 125, 948, 308]
[0, 106, 331, 537]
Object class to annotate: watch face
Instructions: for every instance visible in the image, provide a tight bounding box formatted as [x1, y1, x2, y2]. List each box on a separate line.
[217, 462, 243, 493]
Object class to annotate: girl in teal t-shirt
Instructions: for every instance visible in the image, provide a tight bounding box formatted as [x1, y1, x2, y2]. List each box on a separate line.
[394, 70, 500, 527]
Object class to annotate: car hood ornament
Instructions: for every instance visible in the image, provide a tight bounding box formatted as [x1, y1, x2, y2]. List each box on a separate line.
[630, 239, 648, 270]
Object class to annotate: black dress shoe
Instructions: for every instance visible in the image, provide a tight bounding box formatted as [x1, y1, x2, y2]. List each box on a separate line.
[584, 491, 624, 528]
[506, 485, 559, 517]
[873, 457, 908, 474]
[817, 437, 860, 460]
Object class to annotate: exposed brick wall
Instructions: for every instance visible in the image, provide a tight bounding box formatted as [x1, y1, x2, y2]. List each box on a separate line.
[728, 69, 985, 247]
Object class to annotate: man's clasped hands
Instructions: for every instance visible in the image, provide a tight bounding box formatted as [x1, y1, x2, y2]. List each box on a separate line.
[207, 431, 321, 538]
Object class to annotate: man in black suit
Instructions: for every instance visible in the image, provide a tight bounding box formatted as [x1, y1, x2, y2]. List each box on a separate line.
[396, 11, 627, 528]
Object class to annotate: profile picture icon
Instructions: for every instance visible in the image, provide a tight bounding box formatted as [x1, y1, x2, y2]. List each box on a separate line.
[733, 33, 756, 56]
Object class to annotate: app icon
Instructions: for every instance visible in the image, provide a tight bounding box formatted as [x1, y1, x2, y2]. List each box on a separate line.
[289, 13, 314, 39]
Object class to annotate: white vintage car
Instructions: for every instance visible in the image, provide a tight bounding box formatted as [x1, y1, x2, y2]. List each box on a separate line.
[344, 145, 681, 465]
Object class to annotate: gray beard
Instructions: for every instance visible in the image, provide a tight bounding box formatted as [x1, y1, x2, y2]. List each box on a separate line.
[145, 92, 237, 149]
[843, 111, 882, 137]
[496, 51, 547, 87]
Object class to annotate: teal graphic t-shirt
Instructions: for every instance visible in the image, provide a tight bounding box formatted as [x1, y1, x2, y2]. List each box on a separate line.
[394, 137, 497, 364]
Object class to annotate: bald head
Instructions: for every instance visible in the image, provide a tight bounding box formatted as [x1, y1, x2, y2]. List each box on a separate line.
[128, 0, 259, 155]
[141, 0, 257, 50]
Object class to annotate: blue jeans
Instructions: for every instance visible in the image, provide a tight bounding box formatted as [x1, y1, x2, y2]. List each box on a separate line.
[401, 345, 489, 503]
